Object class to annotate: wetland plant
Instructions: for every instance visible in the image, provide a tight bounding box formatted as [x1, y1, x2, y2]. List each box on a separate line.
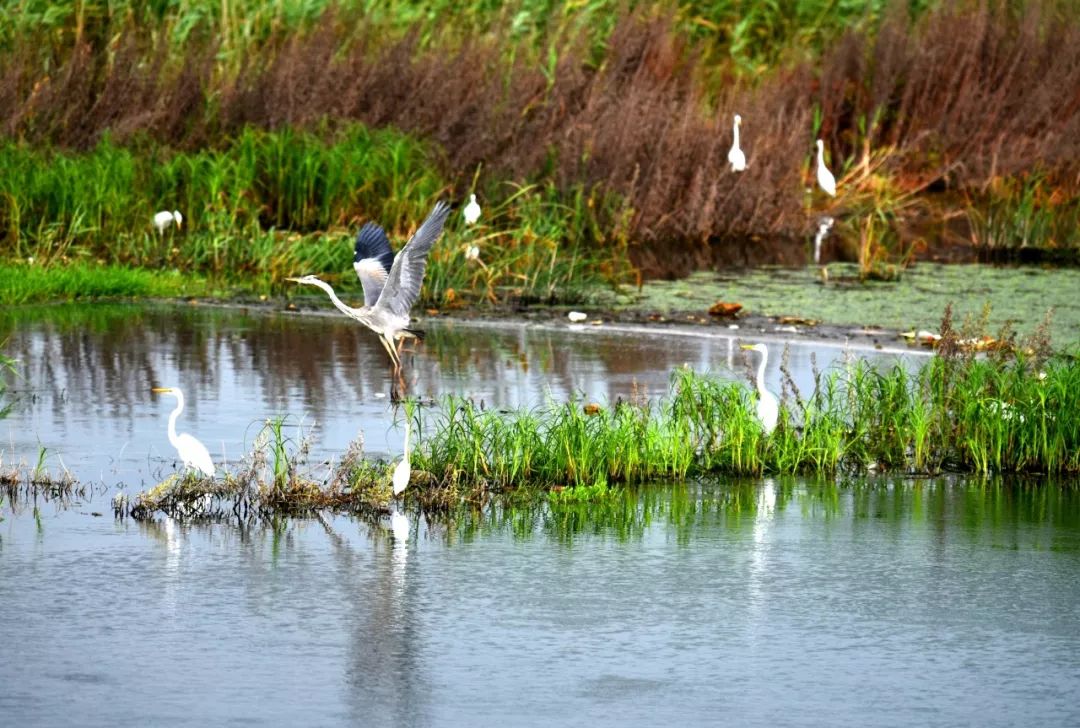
[415, 348, 1080, 487]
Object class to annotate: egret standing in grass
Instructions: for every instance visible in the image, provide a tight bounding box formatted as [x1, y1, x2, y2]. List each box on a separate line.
[815, 139, 836, 197]
[740, 343, 779, 434]
[463, 194, 481, 225]
[151, 387, 214, 477]
[153, 210, 183, 234]
[392, 419, 412, 496]
[287, 201, 452, 373]
[814, 215, 835, 264]
[728, 114, 747, 172]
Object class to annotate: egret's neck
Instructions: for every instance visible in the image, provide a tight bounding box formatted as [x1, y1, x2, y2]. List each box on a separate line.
[817, 144, 825, 167]
[755, 352, 768, 395]
[167, 393, 184, 448]
[733, 120, 741, 147]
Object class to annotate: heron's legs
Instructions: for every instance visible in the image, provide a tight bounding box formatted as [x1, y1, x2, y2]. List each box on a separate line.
[377, 334, 402, 370]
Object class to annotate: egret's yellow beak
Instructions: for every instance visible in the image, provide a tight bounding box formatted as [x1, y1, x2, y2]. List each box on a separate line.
[739, 344, 754, 350]
[285, 276, 303, 283]
[151, 387, 174, 394]
[175, 219, 182, 229]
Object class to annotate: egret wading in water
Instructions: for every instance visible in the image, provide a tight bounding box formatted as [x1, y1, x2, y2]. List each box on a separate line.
[288, 201, 452, 373]
[463, 194, 481, 225]
[151, 387, 214, 478]
[153, 210, 183, 234]
[740, 344, 779, 434]
[728, 114, 747, 172]
[392, 418, 412, 496]
[815, 139, 836, 197]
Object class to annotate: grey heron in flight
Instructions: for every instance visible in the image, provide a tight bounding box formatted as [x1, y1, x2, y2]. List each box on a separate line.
[288, 201, 452, 372]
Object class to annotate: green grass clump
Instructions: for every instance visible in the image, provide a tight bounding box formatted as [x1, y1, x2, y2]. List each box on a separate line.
[0, 127, 626, 305]
[413, 349, 1080, 488]
[0, 125, 442, 258]
[0, 262, 211, 304]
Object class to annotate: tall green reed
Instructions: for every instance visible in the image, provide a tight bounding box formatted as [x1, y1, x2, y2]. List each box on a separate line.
[414, 352, 1080, 489]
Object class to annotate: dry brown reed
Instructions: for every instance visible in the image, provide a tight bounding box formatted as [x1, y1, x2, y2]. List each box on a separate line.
[2, 1, 1078, 275]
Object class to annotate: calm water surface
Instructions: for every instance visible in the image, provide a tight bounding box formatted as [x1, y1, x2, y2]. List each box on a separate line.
[0, 303, 916, 484]
[2, 305, 1077, 727]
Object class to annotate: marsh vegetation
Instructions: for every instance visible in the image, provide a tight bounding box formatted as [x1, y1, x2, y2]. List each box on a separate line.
[2, 1, 1079, 305]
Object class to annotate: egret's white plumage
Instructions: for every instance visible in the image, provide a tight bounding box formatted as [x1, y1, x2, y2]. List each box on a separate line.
[151, 387, 214, 477]
[815, 139, 836, 197]
[814, 215, 834, 264]
[740, 344, 779, 434]
[153, 210, 183, 233]
[728, 114, 747, 172]
[392, 419, 412, 496]
[463, 194, 481, 225]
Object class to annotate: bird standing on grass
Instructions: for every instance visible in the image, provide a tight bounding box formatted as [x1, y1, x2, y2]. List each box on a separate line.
[151, 387, 214, 478]
[728, 114, 747, 172]
[815, 139, 836, 197]
[814, 216, 835, 264]
[463, 194, 481, 225]
[153, 210, 183, 234]
[287, 201, 452, 373]
[392, 419, 412, 496]
[740, 344, 779, 435]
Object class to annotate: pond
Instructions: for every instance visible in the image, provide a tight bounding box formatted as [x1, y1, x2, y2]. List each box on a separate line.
[0, 303, 922, 485]
[2, 305, 1078, 727]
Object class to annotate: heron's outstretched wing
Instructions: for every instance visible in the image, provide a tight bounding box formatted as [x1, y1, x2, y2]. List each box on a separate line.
[374, 201, 451, 318]
[353, 222, 395, 307]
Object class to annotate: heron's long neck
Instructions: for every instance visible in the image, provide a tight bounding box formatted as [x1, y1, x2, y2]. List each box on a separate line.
[733, 120, 741, 148]
[817, 144, 825, 168]
[756, 352, 768, 395]
[167, 394, 184, 449]
[311, 278, 358, 317]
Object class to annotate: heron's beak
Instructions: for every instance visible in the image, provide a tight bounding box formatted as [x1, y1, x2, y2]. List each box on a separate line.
[739, 344, 754, 350]
[285, 277, 303, 283]
[151, 387, 173, 394]
[175, 220, 182, 230]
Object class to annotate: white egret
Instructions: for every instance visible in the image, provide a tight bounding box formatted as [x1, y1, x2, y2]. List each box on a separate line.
[814, 215, 834, 264]
[151, 387, 214, 477]
[740, 343, 779, 434]
[815, 139, 836, 197]
[463, 194, 481, 225]
[392, 419, 412, 496]
[288, 201, 452, 372]
[153, 210, 183, 233]
[567, 311, 587, 323]
[728, 114, 747, 172]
